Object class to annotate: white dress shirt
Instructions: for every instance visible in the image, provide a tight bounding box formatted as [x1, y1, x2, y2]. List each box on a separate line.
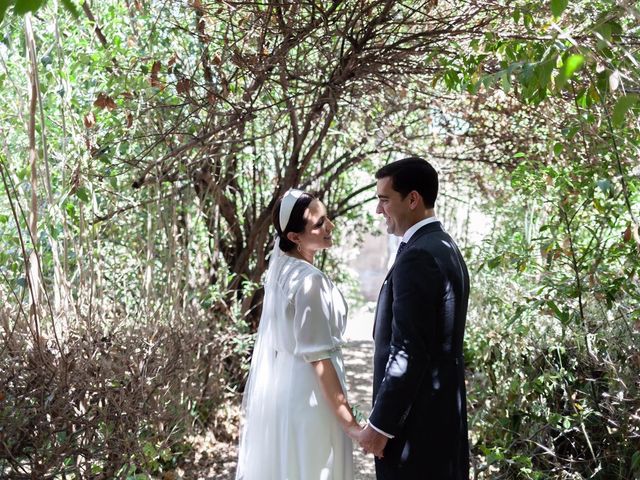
[401, 215, 439, 244]
[369, 215, 440, 439]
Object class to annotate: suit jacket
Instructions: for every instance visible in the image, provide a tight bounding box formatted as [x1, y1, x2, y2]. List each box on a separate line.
[370, 221, 470, 480]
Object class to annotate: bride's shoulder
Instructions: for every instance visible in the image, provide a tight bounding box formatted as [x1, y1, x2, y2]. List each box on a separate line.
[279, 258, 328, 297]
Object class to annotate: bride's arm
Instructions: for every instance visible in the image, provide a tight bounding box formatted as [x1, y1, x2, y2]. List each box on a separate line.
[311, 358, 363, 441]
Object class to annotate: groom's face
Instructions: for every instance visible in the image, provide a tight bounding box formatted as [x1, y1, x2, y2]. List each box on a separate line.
[376, 177, 410, 236]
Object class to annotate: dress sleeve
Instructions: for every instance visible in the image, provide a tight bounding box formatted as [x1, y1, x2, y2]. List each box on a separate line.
[292, 271, 336, 362]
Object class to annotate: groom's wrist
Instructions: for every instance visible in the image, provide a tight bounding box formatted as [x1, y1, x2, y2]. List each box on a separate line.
[367, 421, 394, 439]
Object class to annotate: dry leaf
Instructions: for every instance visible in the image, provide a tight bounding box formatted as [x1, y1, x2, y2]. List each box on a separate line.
[126, 112, 134, 128]
[176, 78, 191, 95]
[83, 112, 96, 129]
[191, 0, 205, 14]
[150, 61, 163, 88]
[94, 93, 117, 111]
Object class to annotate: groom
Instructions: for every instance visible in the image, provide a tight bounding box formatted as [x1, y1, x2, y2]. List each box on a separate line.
[359, 157, 470, 479]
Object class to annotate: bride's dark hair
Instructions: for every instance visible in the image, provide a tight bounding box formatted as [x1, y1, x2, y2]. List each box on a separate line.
[272, 191, 315, 252]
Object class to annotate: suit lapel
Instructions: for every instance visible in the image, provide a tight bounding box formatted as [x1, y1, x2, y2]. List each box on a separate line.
[381, 221, 444, 283]
[373, 221, 444, 338]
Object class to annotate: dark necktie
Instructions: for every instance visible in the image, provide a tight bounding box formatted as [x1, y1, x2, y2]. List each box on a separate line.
[397, 242, 408, 255]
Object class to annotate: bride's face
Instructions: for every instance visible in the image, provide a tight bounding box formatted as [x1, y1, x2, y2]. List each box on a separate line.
[292, 199, 335, 252]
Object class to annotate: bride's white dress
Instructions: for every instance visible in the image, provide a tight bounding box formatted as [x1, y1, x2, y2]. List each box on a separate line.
[237, 255, 353, 480]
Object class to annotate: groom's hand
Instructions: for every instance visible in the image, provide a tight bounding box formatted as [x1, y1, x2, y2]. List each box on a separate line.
[359, 424, 388, 458]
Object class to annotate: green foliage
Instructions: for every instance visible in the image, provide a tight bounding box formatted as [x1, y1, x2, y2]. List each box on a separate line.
[432, 1, 640, 476]
[612, 94, 639, 126]
[0, 0, 79, 23]
[0, 0, 638, 477]
[466, 141, 639, 477]
[550, 0, 569, 18]
[12, 0, 46, 15]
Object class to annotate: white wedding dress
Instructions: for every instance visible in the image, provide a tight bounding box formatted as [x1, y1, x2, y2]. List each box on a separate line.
[237, 254, 354, 480]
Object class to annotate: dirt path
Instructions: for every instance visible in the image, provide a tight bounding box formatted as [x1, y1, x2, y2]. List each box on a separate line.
[343, 305, 378, 480]
[343, 339, 377, 480]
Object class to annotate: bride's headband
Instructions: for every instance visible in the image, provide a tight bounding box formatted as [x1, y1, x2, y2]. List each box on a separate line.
[279, 189, 304, 231]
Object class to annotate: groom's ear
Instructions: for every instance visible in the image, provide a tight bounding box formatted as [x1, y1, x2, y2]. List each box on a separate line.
[408, 191, 423, 210]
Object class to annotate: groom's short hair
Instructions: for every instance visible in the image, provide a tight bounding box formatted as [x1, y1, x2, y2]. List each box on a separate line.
[375, 157, 438, 208]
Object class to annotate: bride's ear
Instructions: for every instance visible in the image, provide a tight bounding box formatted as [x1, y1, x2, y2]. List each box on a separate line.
[286, 231, 300, 245]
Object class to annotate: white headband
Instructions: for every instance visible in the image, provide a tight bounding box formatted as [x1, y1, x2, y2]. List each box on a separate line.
[279, 189, 304, 231]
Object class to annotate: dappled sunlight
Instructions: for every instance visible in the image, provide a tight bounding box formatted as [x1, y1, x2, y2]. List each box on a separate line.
[387, 350, 409, 378]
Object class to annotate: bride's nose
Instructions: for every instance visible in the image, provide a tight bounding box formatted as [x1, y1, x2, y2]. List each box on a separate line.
[326, 219, 334, 232]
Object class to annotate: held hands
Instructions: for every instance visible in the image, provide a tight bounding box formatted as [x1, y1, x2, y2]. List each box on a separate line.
[357, 424, 388, 459]
[346, 423, 365, 443]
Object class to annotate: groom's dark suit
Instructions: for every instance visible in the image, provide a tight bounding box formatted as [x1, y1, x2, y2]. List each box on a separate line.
[370, 221, 470, 479]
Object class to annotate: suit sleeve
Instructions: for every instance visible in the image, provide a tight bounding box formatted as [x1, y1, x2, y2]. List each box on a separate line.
[368, 248, 442, 435]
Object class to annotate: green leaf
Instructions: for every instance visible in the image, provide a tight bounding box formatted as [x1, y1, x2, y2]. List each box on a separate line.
[612, 94, 638, 126]
[0, 0, 14, 23]
[142, 441, 157, 460]
[563, 55, 584, 78]
[501, 71, 512, 93]
[550, 0, 568, 17]
[507, 305, 526, 326]
[546, 300, 570, 324]
[13, 0, 47, 15]
[632, 451, 640, 473]
[75, 187, 90, 203]
[512, 8, 520, 24]
[60, 0, 79, 18]
[595, 22, 612, 42]
[487, 256, 502, 269]
[597, 179, 614, 197]
[556, 55, 584, 90]
[553, 143, 564, 156]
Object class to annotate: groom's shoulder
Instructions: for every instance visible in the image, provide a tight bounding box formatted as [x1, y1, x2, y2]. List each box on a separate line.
[405, 230, 458, 262]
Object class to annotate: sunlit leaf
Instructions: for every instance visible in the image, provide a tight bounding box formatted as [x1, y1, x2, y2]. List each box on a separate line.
[556, 54, 584, 90]
[550, 0, 568, 17]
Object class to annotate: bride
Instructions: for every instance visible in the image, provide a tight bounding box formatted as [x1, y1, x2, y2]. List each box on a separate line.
[236, 189, 362, 480]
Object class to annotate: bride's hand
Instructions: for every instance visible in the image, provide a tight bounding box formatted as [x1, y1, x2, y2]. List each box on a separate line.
[346, 423, 364, 442]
